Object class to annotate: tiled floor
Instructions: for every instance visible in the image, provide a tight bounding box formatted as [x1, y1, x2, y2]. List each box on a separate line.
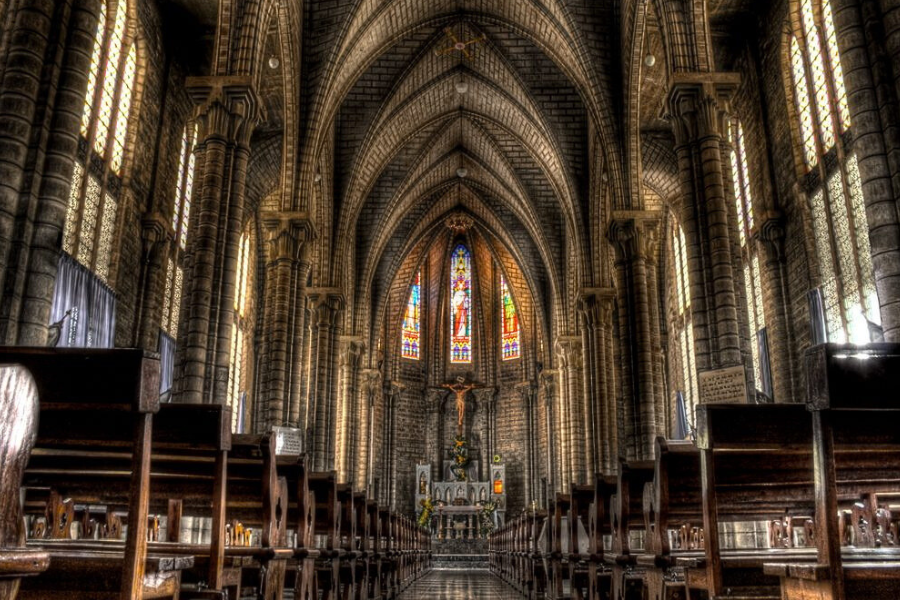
[398, 569, 522, 599]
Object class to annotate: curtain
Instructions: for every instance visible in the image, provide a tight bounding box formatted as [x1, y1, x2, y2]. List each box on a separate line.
[49, 253, 116, 348]
[807, 288, 827, 346]
[158, 331, 176, 395]
[756, 328, 774, 402]
[674, 391, 691, 440]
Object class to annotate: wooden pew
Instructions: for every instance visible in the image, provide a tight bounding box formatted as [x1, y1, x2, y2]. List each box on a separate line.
[1, 348, 178, 600]
[586, 474, 616, 600]
[308, 472, 341, 599]
[277, 454, 317, 600]
[608, 460, 654, 600]
[22, 398, 234, 599]
[763, 343, 900, 600]
[568, 484, 594, 600]
[0, 364, 50, 600]
[546, 493, 571, 599]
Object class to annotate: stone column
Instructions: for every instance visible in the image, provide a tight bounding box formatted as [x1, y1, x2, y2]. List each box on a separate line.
[361, 369, 382, 489]
[555, 336, 584, 485]
[610, 214, 662, 459]
[756, 213, 797, 403]
[426, 388, 448, 482]
[515, 381, 537, 505]
[830, 0, 900, 341]
[578, 288, 617, 475]
[259, 213, 314, 429]
[540, 370, 558, 495]
[306, 288, 344, 470]
[598, 292, 618, 472]
[134, 214, 171, 351]
[383, 380, 405, 508]
[473, 387, 497, 480]
[176, 77, 260, 404]
[6, 0, 102, 344]
[336, 335, 364, 482]
[666, 74, 744, 371]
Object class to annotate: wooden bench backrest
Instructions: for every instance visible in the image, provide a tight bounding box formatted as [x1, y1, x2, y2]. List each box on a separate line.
[611, 460, 653, 556]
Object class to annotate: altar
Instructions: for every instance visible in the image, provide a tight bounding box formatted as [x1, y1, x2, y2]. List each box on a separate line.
[414, 378, 506, 541]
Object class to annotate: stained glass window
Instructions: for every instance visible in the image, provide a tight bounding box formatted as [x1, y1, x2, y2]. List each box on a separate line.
[228, 228, 254, 433]
[450, 245, 472, 363]
[65, 0, 139, 282]
[787, 0, 880, 343]
[728, 118, 767, 391]
[670, 218, 698, 421]
[500, 275, 520, 360]
[172, 124, 198, 250]
[402, 271, 421, 360]
[161, 257, 183, 335]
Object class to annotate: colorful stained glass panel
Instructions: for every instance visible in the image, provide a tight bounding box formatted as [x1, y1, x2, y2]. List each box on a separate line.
[501, 275, 520, 360]
[450, 245, 472, 363]
[402, 271, 421, 360]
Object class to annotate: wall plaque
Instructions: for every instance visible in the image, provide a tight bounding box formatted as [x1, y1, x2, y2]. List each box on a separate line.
[699, 365, 747, 404]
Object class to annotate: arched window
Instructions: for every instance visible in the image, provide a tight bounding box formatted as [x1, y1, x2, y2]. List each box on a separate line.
[787, 0, 880, 343]
[228, 230, 253, 433]
[450, 244, 472, 364]
[500, 275, 520, 360]
[669, 218, 698, 420]
[62, 0, 138, 282]
[401, 271, 421, 360]
[727, 119, 771, 396]
[161, 124, 198, 337]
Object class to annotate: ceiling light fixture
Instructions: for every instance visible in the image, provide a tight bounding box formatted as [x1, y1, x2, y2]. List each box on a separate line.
[268, 55, 280, 69]
[455, 79, 469, 94]
[644, 54, 656, 68]
[456, 167, 468, 178]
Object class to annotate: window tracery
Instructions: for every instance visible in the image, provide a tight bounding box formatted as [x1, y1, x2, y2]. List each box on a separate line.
[64, 0, 139, 282]
[787, 0, 880, 343]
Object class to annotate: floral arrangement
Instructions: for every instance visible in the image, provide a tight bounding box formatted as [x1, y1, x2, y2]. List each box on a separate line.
[450, 436, 470, 481]
[479, 500, 498, 537]
[417, 497, 434, 528]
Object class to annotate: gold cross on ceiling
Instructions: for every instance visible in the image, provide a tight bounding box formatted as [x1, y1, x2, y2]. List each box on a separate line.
[435, 27, 486, 60]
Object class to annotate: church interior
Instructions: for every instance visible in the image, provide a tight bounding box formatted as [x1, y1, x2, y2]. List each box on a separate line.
[1, 0, 900, 598]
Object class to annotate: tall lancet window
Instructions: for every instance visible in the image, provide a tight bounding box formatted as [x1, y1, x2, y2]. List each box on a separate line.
[161, 123, 197, 337]
[727, 119, 770, 395]
[450, 245, 472, 363]
[402, 271, 421, 360]
[787, 0, 880, 343]
[228, 230, 253, 433]
[670, 219, 698, 419]
[500, 275, 520, 360]
[63, 0, 139, 282]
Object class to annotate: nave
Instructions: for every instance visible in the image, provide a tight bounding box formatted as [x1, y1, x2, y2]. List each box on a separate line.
[397, 571, 519, 600]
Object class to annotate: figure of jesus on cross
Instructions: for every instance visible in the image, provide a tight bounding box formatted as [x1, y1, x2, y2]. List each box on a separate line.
[442, 376, 478, 437]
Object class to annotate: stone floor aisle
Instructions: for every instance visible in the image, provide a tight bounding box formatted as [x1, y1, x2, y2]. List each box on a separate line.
[398, 569, 521, 599]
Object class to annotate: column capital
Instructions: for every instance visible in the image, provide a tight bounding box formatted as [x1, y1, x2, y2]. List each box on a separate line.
[539, 370, 558, 403]
[472, 387, 497, 407]
[307, 288, 345, 327]
[608, 212, 661, 262]
[186, 75, 263, 147]
[554, 336, 583, 370]
[755, 209, 786, 262]
[140, 212, 171, 256]
[577, 288, 616, 330]
[261, 211, 316, 264]
[665, 72, 740, 144]
[338, 336, 365, 368]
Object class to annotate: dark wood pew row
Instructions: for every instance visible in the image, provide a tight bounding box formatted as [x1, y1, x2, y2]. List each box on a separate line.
[585, 475, 616, 600]
[0, 347, 189, 600]
[608, 460, 654, 600]
[762, 343, 900, 600]
[0, 364, 50, 600]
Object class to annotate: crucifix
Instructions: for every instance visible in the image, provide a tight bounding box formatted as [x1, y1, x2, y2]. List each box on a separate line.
[442, 376, 480, 437]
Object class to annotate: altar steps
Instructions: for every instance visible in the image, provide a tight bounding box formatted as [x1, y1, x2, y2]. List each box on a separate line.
[433, 553, 490, 570]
